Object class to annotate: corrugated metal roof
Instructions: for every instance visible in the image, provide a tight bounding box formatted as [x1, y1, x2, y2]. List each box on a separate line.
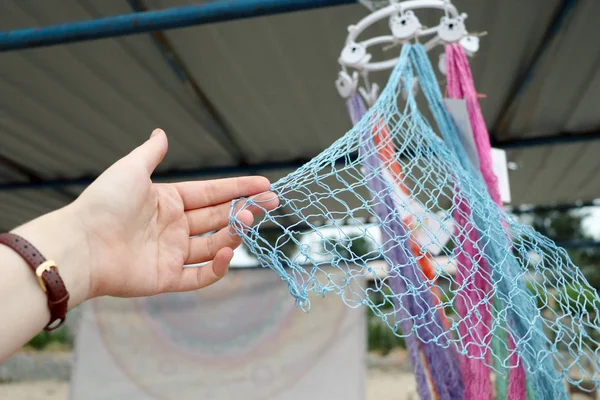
[506, 0, 600, 137]
[1, 0, 236, 180]
[0, 190, 68, 230]
[1, 0, 599, 230]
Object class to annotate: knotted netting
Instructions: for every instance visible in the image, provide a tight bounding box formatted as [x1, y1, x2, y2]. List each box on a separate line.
[229, 44, 599, 399]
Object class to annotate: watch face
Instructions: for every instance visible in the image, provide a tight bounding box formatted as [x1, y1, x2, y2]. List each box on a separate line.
[91, 268, 356, 400]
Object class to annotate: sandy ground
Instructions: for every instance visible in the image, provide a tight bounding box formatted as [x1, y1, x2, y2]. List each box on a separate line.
[367, 369, 418, 400]
[0, 370, 417, 400]
[1, 376, 596, 400]
[0, 380, 69, 400]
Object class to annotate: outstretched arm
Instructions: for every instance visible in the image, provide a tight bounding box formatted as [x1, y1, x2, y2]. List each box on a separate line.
[0, 129, 278, 361]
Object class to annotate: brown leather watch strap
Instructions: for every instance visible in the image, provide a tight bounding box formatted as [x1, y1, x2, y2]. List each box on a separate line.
[0, 232, 69, 331]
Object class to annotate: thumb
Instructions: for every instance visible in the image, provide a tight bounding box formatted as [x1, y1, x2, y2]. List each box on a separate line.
[129, 129, 169, 174]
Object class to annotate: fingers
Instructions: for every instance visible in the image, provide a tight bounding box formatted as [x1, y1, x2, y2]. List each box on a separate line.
[186, 210, 254, 265]
[175, 176, 271, 211]
[186, 191, 280, 236]
[177, 247, 233, 292]
[128, 129, 169, 174]
[175, 188, 279, 292]
[186, 201, 231, 237]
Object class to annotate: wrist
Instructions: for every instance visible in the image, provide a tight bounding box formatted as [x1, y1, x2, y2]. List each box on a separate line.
[11, 204, 92, 310]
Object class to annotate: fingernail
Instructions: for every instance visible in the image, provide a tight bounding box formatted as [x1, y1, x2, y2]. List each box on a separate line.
[151, 129, 162, 138]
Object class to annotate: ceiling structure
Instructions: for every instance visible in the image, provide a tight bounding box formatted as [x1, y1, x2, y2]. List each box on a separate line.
[0, 0, 599, 231]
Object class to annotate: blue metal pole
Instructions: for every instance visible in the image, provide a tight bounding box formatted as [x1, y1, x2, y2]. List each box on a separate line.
[0, 0, 356, 52]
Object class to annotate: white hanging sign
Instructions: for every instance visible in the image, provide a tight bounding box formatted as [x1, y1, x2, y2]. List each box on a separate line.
[443, 98, 480, 170]
[444, 98, 512, 204]
[491, 148, 512, 204]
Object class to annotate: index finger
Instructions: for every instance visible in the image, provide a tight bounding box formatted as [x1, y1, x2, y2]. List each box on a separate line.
[175, 176, 271, 210]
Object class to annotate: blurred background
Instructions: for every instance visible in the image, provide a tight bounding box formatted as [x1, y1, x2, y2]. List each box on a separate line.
[1, 0, 599, 399]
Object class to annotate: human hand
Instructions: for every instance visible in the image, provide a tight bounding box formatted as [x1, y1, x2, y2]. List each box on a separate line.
[17, 129, 278, 305]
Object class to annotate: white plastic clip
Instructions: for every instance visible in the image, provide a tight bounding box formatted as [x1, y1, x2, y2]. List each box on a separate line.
[335, 70, 359, 98]
[358, 83, 380, 107]
[438, 53, 447, 75]
[438, 12, 468, 43]
[459, 35, 480, 56]
[389, 10, 422, 40]
[336, 1, 478, 95]
[339, 41, 372, 69]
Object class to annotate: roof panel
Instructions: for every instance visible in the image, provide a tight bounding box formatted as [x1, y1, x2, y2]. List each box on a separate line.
[565, 66, 600, 132]
[0, 0, 599, 231]
[0, 190, 68, 230]
[507, 0, 600, 137]
[557, 141, 600, 200]
[518, 143, 585, 204]
[148, 0, 386, 164]
[0, 0, 236, 177]
[0, 76, 110, 174]
[464, 0, 561, 133]
[0, 163, 28, 183]
[506, 142, 600, 205]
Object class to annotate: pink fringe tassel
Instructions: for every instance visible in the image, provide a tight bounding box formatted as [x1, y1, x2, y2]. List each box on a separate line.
[445, 44, 527, 400]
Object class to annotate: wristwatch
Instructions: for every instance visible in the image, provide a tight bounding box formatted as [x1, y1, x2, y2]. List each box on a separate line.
[0, 232, 69, 330]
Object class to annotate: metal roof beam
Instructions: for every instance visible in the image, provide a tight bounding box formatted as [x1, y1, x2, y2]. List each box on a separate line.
[2, 126, 600, 191]
[553, 240, 600, 250]
[491, 128, 600, 149]
[0, 0, 356, 52]
[0, 156, 333, 191]
[0, 154, 76, 201]
[507, 200, 599, 215]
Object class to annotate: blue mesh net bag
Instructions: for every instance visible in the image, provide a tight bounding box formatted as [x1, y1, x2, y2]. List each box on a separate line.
[229, 44, 599, 399]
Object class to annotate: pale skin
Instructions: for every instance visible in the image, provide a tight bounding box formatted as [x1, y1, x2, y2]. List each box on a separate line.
[0, 129, 279, 362]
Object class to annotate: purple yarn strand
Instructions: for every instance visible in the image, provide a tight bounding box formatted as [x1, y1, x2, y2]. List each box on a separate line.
[348, 93, 464, 400]
[346, 94, 434, 400]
